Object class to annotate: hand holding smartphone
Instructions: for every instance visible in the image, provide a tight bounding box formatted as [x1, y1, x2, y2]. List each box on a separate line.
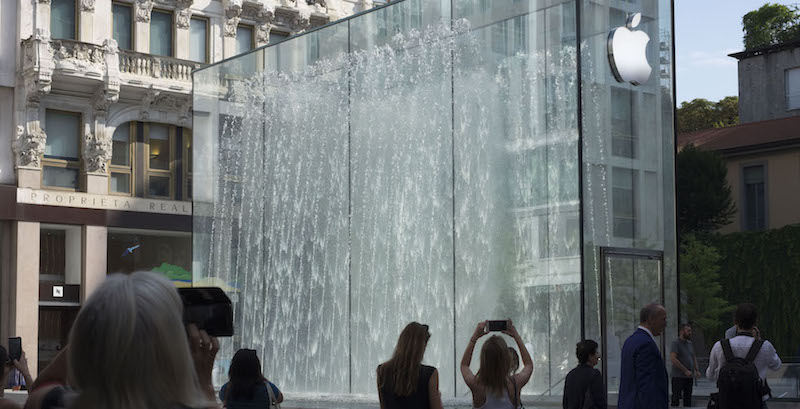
[8, 337, 21, 362]
[177, 287, 234, 337]
[487, 320, 508, 332]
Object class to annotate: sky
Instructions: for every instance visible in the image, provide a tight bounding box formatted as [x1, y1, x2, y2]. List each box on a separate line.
[675, 0, 798, 104]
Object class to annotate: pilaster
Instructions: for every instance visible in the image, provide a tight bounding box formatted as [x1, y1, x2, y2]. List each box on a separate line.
[82, 226, 107, 301]
[134, 0, 154, 54]
[11, 221, 40, 379]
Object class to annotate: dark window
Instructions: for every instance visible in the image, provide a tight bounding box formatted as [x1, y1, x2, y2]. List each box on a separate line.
[743, 165, 766, 230]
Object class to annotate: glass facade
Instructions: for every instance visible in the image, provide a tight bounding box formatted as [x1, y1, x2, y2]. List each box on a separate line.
[193, 0, 675, 404]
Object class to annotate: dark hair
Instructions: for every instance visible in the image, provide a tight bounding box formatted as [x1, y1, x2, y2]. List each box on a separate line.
[679, 323, 691, 332]
[377, 322, 431, 397]
[576, 340, 598, 364]
[227, 349, 265, 401]
[640, 303, 664, 324]
[735, 303, 758, 330]
[0, 346, 7, 365]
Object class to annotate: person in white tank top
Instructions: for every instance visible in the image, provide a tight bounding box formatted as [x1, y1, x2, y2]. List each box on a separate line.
[460, 320, 534, 409]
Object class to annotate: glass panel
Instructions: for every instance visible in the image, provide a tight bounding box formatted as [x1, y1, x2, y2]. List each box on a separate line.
[40, 229, 66, 277]
[190, 18, 207, 63]
[111, 172, 131, 194]
[236, 25, 253, 55]
[43, 167, 79, 189]
[743, 165, 765, 230]
[603, 254, 662, 405]
[51, 0, 76, 40]
[269, 31, 288, 44]
[787, 67, 800, 110]
[38, 307, 79, 374]
[150, 10, 173, 57]
[148, 175, 170, 197]
[113, 3, 132, 50]
[107, 230, 192, 282]
[45, 110, 80, 160]
[148, 124, 170, 170]
[112, 124, 130, 166]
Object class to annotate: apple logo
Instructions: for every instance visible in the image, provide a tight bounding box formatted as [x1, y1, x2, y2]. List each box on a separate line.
[608, 13, 652, 86]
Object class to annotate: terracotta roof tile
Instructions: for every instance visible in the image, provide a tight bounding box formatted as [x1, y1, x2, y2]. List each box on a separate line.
[677, 116, 800, 152]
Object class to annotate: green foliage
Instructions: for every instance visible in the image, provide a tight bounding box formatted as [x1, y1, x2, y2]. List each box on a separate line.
[743, 3, 800, 50]
[677, 97, 739, 134]
[679, 235, 733, 341]
[676, 145, 736, 235]
[705, 224, 800, 355]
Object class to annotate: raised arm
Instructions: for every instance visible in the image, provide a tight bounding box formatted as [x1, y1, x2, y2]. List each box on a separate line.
[460, 322, 487, 388]
[504, 320, 533, 387]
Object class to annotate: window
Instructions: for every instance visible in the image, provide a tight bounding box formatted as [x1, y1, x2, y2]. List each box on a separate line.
[611, 87, 635, 158]
[150, 10, 173, 57]
[107, 229, 192, 281]
[236, 25, 254, 55]
[40, 225, 82, 283]
[51, 0, 77, 40]
[190, 17, 208, 63]
[743, 165, 766, 231]
[612, 167, 635, 238]
[787, 67, 800, 110]
[146, 123, 172, 198]
[269, 31, 288, 44]
[183, 130, 192, 199]
[113, 3, 133, 50]
[110, 123, 134, 195]
[43, 110, 81, 190]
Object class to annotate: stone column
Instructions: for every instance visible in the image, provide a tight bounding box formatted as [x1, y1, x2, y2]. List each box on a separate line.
[82, 226, 107, 301]
[79, 0, 95, 43]
[174, 0, 193, 60]
[222, 0, 242, 59]
[11, 222, 40, 378]
[35, 0, 52, 37]
[134, 0, 153, 54]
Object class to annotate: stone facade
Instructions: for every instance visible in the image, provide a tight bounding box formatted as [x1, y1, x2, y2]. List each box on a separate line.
[732, 43, 800, 124]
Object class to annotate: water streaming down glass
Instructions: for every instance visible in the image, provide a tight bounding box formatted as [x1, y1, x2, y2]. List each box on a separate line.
[192, 0, 676, 404]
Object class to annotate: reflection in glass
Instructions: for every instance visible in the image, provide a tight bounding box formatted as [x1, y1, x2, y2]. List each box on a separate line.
[43, 167, 79, 189]
[149, 125, 170, 170]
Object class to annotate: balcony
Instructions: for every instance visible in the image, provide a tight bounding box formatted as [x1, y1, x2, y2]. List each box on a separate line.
[21, 31, 203, 98]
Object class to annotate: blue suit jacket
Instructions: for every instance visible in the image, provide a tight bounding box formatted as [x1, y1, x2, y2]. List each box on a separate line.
[617, 328, 668, 409]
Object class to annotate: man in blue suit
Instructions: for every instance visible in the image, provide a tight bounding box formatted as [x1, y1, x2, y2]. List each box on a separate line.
[618, 303, 669, 409]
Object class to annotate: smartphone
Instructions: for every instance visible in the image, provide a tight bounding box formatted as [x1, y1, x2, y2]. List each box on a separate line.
[487, 320, 508, 332]
[8, 337, 21, 362]
[177, 287, 234, 337]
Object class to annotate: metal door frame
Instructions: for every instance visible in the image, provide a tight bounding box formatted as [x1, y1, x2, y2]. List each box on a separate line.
[598, 246, 665, 391]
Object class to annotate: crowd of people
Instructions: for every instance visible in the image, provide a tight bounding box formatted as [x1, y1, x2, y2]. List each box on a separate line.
[0, 272, 784, 409]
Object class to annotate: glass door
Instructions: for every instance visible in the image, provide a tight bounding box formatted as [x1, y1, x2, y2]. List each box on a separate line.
[600, 247, 664, 404]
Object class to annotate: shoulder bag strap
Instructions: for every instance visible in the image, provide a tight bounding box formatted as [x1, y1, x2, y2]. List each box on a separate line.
[265, 381, 280, 409]
[721, 339, 734, 362]
[745, 339, 764, 363]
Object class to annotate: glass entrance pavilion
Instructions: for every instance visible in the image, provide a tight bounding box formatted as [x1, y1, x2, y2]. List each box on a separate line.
[192, 0, 676, 405]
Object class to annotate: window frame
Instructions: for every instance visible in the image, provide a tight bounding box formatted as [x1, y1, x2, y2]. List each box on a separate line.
[109, 122, 136, 196]
[786, 67, 800, 111]
[144, 122, 175, 199]
[150, 8, 175, 57]
[42, 109, 82, 191]
[611, 167, 637, 239]
[189, 15, 210, 63]
[183, 129, 192, 200]
[112, 1, 135, 51]
[740, 162, 769, 231]
[51, 0, 79, 40]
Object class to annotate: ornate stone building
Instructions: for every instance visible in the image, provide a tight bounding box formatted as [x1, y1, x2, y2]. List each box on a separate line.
[0, 0, 373, 376]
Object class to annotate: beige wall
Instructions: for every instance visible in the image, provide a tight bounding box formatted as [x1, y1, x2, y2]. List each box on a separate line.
[720, 147, 800, 233]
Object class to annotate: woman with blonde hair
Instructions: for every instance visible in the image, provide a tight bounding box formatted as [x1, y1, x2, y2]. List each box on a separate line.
[25, 271, 219, 409]
[461, 320, 533, 409]
[376, 322, 444, 409]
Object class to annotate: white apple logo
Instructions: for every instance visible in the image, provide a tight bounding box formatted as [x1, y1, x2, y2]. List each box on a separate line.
[608, 13, 652, 86]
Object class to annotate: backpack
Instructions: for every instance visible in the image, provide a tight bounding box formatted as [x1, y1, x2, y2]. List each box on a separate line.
[717, 338, 765, 409]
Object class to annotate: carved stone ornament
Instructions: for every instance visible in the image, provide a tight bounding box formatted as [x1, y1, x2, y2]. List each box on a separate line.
[255, 24, 270, 44]
[140, 89, 160, 120]
[83, 132, 113, 174]
[223, 3, 243, 37]
[81, 0, 95, 12]
[37, 0, 51, 4]
[94, 88, 119, 116]
[13, 126, 47, 168]
[135, 0, 154, 23]
[176, 7, 192, 29]
[178, 98, 192, 126]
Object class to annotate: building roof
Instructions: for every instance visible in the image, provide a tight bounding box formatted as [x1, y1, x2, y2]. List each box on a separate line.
[729, 39, 800, 60]
[678, 116, 800, 155]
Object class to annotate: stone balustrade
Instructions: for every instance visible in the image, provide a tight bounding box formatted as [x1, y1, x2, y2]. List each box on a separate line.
[119, 50, 202, 82]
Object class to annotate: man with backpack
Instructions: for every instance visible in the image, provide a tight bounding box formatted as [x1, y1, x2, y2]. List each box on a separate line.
[706, 303, 781, 409]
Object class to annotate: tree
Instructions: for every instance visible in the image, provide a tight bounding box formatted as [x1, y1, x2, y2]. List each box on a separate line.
[676, 97, 739, 134]
[679, 234, 733, 342]
[743, 3, 800, 50]
[676, 145, 736, 235]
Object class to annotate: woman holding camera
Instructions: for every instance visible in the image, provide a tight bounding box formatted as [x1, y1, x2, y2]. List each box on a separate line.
[460, 320, 533, 409]
[219, 349, 283, 408]
[377, 322, 444, 409]
[25, 271, 219, 409]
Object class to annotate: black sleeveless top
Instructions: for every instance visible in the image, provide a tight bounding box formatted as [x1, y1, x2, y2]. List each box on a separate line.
[379, 364, 436, 409]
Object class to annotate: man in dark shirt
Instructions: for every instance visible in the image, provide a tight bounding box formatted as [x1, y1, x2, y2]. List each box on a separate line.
[670, 323, 700, 407]
[563, 339, 606, 409]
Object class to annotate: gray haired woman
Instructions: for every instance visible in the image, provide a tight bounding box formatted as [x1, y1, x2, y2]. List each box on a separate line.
[26, 271, 220, 409]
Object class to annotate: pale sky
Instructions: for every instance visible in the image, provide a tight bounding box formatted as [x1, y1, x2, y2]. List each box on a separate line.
[675, 0, 798, 104]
